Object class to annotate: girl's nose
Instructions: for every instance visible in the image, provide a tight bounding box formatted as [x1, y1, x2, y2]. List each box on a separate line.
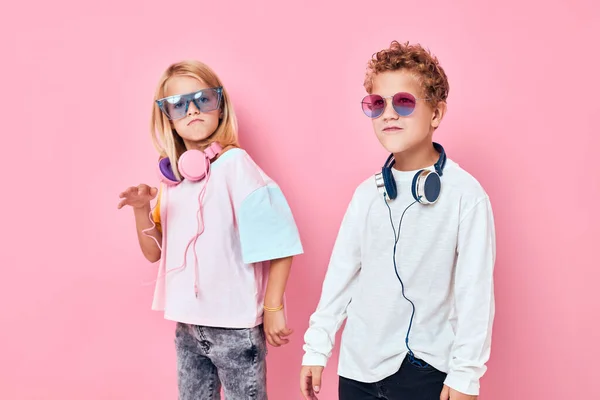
[187, 100, 200, 115]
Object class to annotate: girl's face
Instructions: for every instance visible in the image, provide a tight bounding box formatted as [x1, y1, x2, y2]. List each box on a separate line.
[163, 76, 222, 150]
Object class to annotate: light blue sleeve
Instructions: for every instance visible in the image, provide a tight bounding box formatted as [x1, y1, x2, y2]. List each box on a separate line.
[237, 184, 304, 264]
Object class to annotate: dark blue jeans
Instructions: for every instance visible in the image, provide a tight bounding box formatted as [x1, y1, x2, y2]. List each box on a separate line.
[175, 322, 268, 400]
[339, 356, 447, 400]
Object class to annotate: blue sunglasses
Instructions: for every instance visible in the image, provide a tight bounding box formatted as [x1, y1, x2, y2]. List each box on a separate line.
[156, 87, 223, 120]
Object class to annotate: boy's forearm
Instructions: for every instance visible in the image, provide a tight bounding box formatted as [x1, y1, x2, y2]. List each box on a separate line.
[133, 204, 162, 263]
[445, 197, 496, 395]
[264, 256, 293, 307]
[302, 192, 362, 366]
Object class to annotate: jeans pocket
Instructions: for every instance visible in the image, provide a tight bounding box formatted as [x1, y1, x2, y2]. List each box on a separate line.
[405, 355, 438, 372]
[249, 324, 268, 361]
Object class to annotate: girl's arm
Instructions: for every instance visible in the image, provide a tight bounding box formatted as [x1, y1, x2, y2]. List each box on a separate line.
[263, 256, 294, 347]
[118, 184, 162, 263]
[265, 256, 293, 308]
[133, 203, 162, 263]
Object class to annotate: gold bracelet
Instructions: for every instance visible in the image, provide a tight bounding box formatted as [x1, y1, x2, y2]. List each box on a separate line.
[263, 304, 284, 312]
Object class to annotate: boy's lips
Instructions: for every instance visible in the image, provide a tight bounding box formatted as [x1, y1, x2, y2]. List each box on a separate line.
[383, 126, 403, 133]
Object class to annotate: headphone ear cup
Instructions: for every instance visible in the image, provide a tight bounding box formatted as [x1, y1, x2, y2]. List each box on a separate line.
[411, 170, 424, 202]
[412, 170, 441, 204]
[158, 157, 179, 185]
[424, 173, 441, 204]
[178, 150, 209, 181]
[382, 167, 397, 200]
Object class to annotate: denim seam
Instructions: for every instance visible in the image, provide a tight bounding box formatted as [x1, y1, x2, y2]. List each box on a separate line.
[247, 328, 258, 398]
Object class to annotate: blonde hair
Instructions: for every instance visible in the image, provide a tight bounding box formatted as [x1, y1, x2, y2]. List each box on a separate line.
[150, 60, 239, 180]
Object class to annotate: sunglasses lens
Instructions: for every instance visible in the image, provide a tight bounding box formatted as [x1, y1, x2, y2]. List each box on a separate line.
[362, 95, 385, 118]
[161, 95, 187, 120]
[392, 93, 416, 116]
[192, 89, 220, 113]
[159, 88, 222, 120]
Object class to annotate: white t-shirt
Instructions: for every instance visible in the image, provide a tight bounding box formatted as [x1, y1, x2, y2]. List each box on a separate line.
[302, 159, 496, 396]
[151, 148, 304, 328]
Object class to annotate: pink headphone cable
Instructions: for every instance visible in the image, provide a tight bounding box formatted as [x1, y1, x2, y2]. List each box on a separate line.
[140, 152, 215, 298]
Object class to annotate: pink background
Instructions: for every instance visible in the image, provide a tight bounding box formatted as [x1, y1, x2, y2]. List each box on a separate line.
[1, 0, 598, 399]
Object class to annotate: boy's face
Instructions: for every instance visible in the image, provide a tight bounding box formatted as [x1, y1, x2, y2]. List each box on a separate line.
[370, 70, 440, 155]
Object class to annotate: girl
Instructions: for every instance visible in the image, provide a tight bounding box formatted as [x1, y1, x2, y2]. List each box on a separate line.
[117, 60, 303, 399]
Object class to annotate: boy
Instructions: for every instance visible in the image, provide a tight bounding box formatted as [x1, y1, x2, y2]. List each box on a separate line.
[300, 41, 496, 400]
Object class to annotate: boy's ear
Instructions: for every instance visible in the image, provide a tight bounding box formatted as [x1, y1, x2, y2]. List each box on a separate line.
[431, 101, 447, 129]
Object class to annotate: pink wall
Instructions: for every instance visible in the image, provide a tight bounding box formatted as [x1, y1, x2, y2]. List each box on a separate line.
[1, 1, 598, 399]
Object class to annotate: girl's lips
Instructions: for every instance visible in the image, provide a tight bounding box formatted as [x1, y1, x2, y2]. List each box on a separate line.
[188, 118, 203, 126]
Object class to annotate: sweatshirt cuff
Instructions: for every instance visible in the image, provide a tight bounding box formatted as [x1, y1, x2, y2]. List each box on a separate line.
[302, 352, 329, 367]
[444, 371, 480, 396]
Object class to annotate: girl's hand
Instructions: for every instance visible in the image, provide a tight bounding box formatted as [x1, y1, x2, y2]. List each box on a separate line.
[263, 308, 293, 347]
[118, 184, 158, 210]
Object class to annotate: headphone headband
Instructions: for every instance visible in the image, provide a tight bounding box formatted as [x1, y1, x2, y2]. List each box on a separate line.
[384, 153, 395, 169]
[376, 142, 447, 203]
[382, 142, 446, 174]
[432, 142, 446, 176]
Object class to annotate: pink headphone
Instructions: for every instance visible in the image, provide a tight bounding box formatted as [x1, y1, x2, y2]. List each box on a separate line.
[157, 142, 222, 185]
[144, 141, 223, 297]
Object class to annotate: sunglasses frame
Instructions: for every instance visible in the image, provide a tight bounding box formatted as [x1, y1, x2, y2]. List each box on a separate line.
[156, 86, 223, 120]
[361, 92, 429, 119]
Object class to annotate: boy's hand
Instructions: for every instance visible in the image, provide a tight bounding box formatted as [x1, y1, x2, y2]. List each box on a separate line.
[300, 365, 324, 399]
[118, 184, 158, 209]
[263, 309, 293, 347]
[440, 385, 477, 400]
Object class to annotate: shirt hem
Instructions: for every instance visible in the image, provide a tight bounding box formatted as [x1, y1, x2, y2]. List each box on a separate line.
[337, 353, 449, 384]
[162, 313, 264, 329]
[243, 246, 304, 265]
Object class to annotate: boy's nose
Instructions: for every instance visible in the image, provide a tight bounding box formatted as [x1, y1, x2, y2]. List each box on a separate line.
[381, 98, 398, 120]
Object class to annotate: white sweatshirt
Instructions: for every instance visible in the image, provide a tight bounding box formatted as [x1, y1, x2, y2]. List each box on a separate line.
[302, 159, 496, 396]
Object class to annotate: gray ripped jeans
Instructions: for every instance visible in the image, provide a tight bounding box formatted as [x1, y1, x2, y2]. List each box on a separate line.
[175, 322, 268, 400]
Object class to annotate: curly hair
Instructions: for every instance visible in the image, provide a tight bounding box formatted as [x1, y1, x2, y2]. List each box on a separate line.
[364, 41, 449, 108]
